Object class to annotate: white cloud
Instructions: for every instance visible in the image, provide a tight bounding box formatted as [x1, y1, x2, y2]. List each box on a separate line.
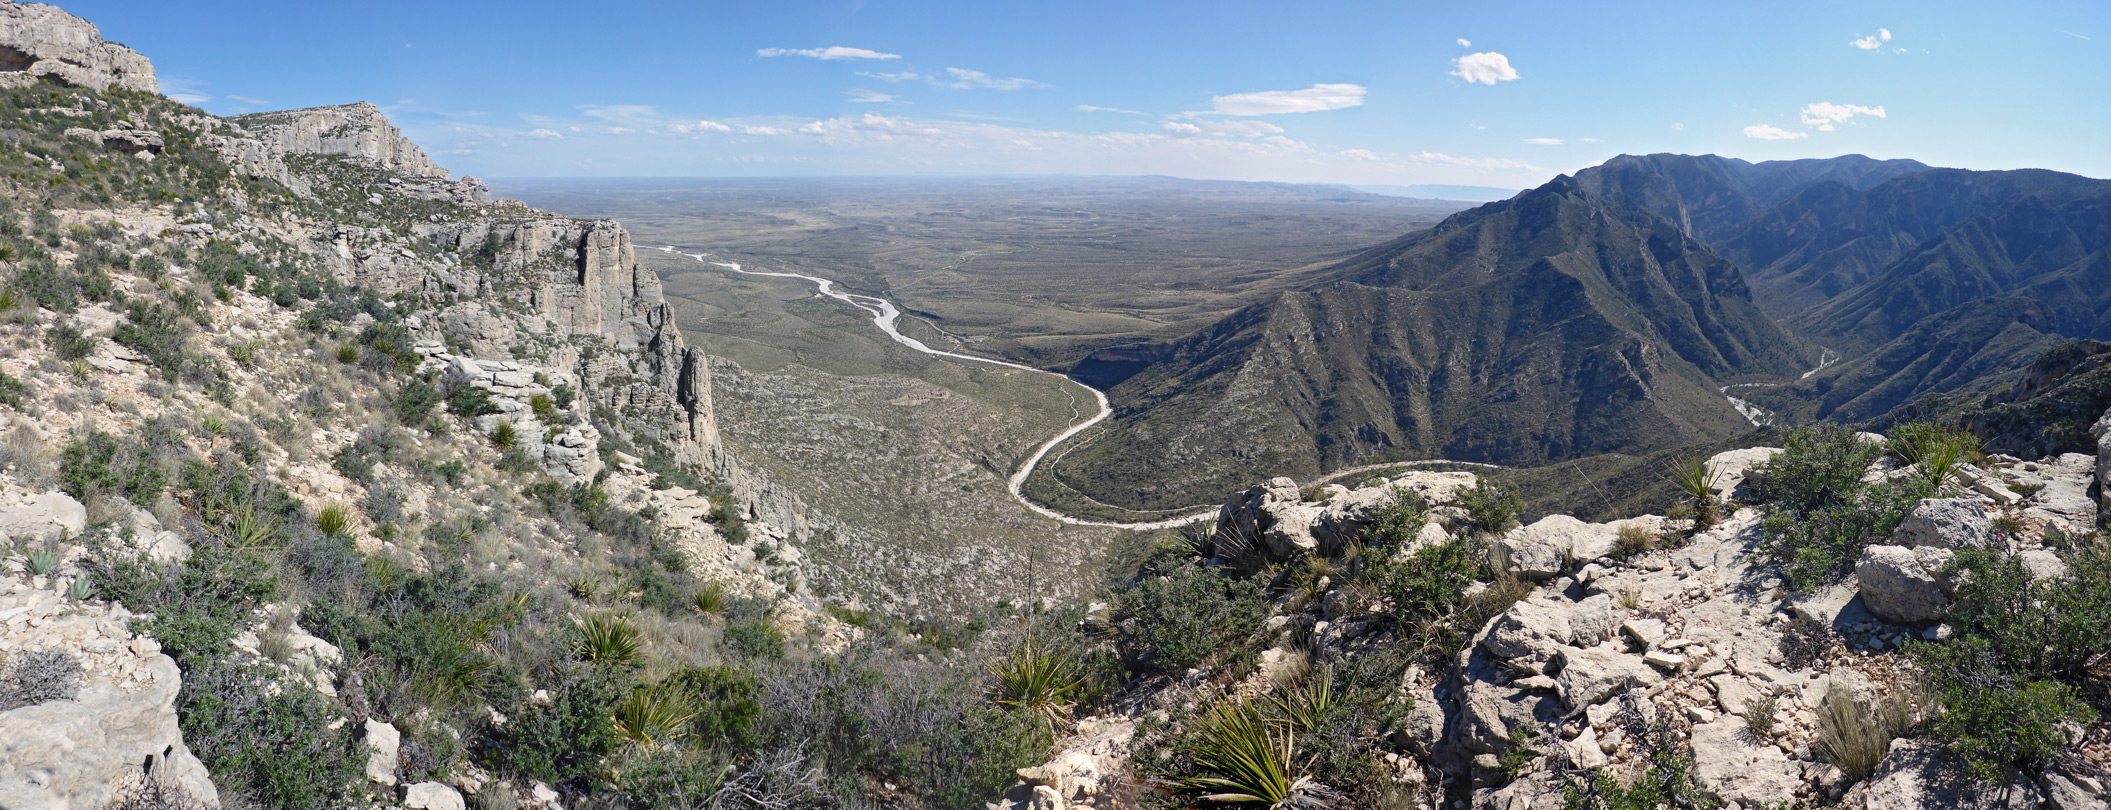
[738, 125, 789, 136]
[858, 71, 924, 82]
[671, 120, 733, 134]
[1800, 101, 1886, 131]
[1743, 124, 1807, 140]
[1523, 137, 1564, 145]
[1451, 52, 1520, 85]
[937, 67, 1043, 90]
[846, 89, 899, 103]
[1672, 122, 1684, 131]
[1165, 120, 1285, 137]
[1457, 38, 1471, 47]
[1850, 28, 1892, 50]
[523, 128, 564, 140]
[1076, 104, 1147, 115]
[169, 92, 211, 105]
[1579, 137, 1602, 143]
[757, 46, 901, 61]
[225, 94, 266, 106]
[1194, 83, 1367, 116]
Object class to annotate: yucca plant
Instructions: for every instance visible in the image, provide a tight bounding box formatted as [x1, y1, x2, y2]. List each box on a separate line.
[1666, 455, 1724, 528]
[568, 574, 600, 602]
[335, 344, 359, 364]
[989, 631, 1083, 721]
[612, 682, 697, 748]
[490, 421, 517, 450]
[199, 413, 228, 436]
[25, 549, 60, 576]
[1262, 666, 1335, 734]
[315, 503, 353, 538]
[692, 581, 727, 616]
[575, 613, 643, 664]
[1179, 699, 1318, 806]
[1890, 421, 1979, 493]
[223, 503, 279, 549]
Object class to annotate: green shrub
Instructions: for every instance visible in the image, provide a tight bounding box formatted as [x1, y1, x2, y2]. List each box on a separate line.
[1754, 423, 1928, 589]
[44, 323, 96, 360]
[330, 425, 400, 483]
[723, 618, 786, 660]
[315, 503, 352, 538]
[530, 393, 556, 420]
[83, 543, 278, 663]
[58, 430, 167, 504]
[550, 383, 576, 410]
[1917, 637, 2090, 779]
[445, 385, 499, 418]
[111, 300, 190, 378]
[0, 370, 25, 409]
[1888, 421, 1983, 492]
[1368, 533, 1521, 661]
[490, 421, 517, 450]
[692, 582, 727, 616]
[1459, 476, 1524, 534]
[664, 666, 763, 750]
[488, 663, 626, 790]
[394, 376, 443, 424]
[1116, 556, 1267, 674]
[1939, 548, 2111, 680]
[333, 343, 358, 364]
[178, 656, 366, 810]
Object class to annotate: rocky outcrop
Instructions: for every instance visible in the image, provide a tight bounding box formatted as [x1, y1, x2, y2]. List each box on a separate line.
[1890, 498, 1993, 550]
[0, 490, 86, 543]
[1840, 739, 2041, 809]
[2095, 407, 2111, 517]
[0, 569, 217, 809]
[229, 102, 445, 179]
[1856, 545, 1954, 624]
[0, 3, 156, 94]
[1493, 515, 1618, 580]
[1214, 470, 1476, 560]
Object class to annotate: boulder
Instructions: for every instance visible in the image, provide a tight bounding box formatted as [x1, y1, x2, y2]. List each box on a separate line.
[1891, 498, 1993, 549]
[2038, 767, 2109, 810]
[1707, 447, 1780, 501]
[1483, 595, 1623, 663]
[1494, 515, 1615, 580]
[0, 654, 217, 809]
[0, 491, 88, 544]
[364, 719, 401, 785]
[1843, 739, 2041, 810]
[1553, 642, 1663, 712]
[1856, 545, 1955, 624]
[2020, 549, 2070, 583]
[2094, 407, 2111, 517]
[1690, 717, 1802, 808]
[403, 782, 466, 810]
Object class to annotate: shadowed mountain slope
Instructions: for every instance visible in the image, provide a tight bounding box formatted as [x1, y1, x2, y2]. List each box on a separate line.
[1051, 177, 1808, 510]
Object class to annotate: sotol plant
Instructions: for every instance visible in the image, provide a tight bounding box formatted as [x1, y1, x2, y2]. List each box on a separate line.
[575, 613, 642, 664]
[1666, 455, 1724, 529]
[1179, 699, 1306, 805]
[612, 682, 697, 748]
[989, 630, 1083, 721]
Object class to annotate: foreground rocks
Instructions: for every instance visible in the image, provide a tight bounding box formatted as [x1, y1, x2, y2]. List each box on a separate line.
[0, 550, 218, 809]
[0, 2, 157, 93]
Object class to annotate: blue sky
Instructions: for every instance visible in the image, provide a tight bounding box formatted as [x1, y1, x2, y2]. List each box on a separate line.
[61, 0, 2110, 187]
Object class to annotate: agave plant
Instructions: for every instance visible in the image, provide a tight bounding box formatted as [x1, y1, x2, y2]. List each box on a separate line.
[692, 581, 727, 616]
[225, 503, 280, 549]
[1179, 699, 1322, 806]
[67, 575, 96, 602]
[1262, 666, 1336, 734]
[575, 613, 642, 664]
[989, 631, 1083, 721]
[24, 549, 60, 576]
[612, 682, 697, 748]
[567, 573, 600, 602]
[1890, 421, 1980, 493]
[1666, 455, 1724, 528]
[315, 503, 353, 538]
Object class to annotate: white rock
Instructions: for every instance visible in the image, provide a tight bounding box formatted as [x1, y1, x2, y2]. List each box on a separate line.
[364, 719, 401, 785]
[1856, 545, 1954, 624]
[403, 781, 465, 810]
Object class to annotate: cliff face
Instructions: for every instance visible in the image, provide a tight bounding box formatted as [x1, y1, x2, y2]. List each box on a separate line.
[0, 2, 155, 93]
[230, 102, 447, 180]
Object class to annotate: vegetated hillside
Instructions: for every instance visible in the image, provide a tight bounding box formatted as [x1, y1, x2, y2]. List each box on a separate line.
[0, 7, 1100, 810]
[1053, 177, 1809, 511]
[1570, 152, 1932, 244]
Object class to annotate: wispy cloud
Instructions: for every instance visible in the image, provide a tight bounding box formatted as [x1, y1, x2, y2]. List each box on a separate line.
[757, 46, 901, 61]
[1457, 38, 1472, 47]
[1743, 124, 1807, 140]
[1451, 52, 1520, 85]
[169, 93, 211, 105]
[580, 105, 661, 126]
[937, 67, 1043, 90]
[1850, 28, 1892, 50]
[1164, 120, 1285, 137]
[671, 120, 733, 134]
[1192, 83, 1366, 116]
[224, 94, 267, 106]
[846, 89, 900, 103]
[1077, 104, 1147, 115]
[2060, 30, 2091, 40]
[858, 71, 924, 82]
[1800, 101, 1885, 131]
[1523, 137, 1563, 145]
[523, 128, 564, 140]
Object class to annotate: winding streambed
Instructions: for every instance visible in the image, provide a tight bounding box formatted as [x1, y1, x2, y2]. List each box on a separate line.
[656, 247, 1500, 530]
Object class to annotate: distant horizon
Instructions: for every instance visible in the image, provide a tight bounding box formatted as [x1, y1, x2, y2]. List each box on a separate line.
[59, 0, 2107, 186]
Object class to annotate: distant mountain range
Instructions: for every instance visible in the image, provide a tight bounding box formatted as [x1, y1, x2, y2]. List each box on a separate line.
[1348, 183, 1523, 202]
[1062, 154, 2111, 511]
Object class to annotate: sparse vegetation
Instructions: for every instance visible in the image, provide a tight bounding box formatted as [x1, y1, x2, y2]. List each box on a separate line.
[1753, 423, 1928, 589]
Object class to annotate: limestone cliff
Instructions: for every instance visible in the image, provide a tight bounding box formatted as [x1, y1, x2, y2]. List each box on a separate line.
[0, 2, 155, 93]
[231, 102, 447, 180]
